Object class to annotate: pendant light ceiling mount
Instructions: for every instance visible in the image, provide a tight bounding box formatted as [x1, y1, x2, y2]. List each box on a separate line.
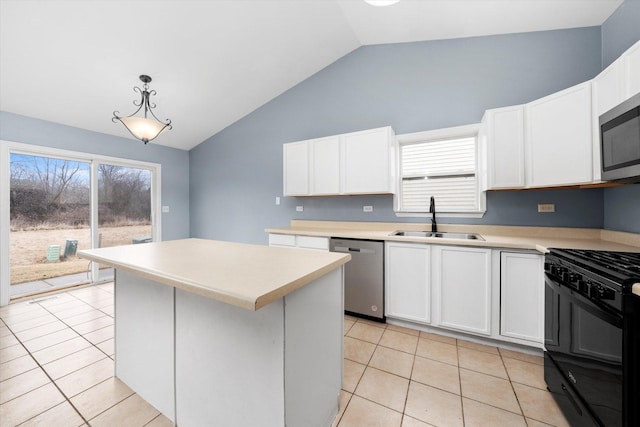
[113, 74, 172, 144]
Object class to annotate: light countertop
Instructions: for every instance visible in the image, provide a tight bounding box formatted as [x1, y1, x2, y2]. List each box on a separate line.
[266, 220, 640, 253]
[78, 238, 350, 311]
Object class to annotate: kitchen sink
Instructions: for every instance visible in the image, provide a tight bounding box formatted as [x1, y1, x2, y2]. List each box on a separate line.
[390, 231, 484, 241]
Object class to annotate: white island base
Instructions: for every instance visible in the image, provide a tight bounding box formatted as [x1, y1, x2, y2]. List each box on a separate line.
[114, 266, 343, 427]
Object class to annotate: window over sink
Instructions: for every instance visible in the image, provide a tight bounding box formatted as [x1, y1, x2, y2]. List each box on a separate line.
[395, 124, 485, 217]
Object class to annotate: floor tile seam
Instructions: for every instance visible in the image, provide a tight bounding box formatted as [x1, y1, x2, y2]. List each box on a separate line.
[23, 333, 84, 356]
[0, 381, 66, 422]
[377, 341, 419, 356]
[385, 327, 422, 340]
[349, 390, 405, 417]
[1, 320, 91, 425]
[460, 394, 526, 418]
[497, 350, 527, 419]
[81, 388, 137, 424]
[0, 367, 48, 405]
[457, 365, 509, 381]
[0, 308, 52, 324]
[2, 314, 60, 332]
[87, 392, 159, 425]
[32, 341, 95, 366]
[414, 352, 459, 368]
[53, 307, 101, 321]
[36, 297, 114, 360]
[363, 364, 414, 386]
[333, 392, 353, 427]
[0, 344, 30, 364]
[83, 324, 114, 339]
[345, 334, 381, 347]
[409, 372, 461, 396]
[456, 343, 501, 355]
[143, 413, 166, 427]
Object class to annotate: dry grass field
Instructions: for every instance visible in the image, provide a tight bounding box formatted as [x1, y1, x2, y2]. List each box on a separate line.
[10, 225, 152, 284]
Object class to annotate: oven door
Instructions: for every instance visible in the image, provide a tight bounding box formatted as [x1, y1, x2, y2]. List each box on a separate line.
[545, 272, 623, 427]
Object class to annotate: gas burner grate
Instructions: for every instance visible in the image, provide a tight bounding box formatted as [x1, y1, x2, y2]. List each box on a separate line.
[550, 248, 640, 283]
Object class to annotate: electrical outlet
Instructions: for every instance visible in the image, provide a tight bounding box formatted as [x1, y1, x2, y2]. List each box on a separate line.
[363, 206, 373, 212]
[162, 206, 170, 213]
[538, 203, 555, 213]
[296, 206, 304, 212]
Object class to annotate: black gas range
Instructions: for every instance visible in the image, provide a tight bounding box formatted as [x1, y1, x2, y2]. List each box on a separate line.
[544, 248, 640, 427]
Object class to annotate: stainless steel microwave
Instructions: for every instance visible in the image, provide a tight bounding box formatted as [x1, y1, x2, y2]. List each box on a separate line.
[600, 92, 640, 182]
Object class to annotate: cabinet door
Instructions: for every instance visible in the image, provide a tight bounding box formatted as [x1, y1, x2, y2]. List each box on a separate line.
[385, 242, 430, 323]
[624, 41, 640, 98]
[341, 127, 394, 194]
[592, 60, 624, 183]
[500, 252, 544, 344]
[525, 82, 592, 187]
[310, 136, 340, 195]
[434, 246, 492, 335]
[484, 105, 525, 189]
[283, 142, 309, 196]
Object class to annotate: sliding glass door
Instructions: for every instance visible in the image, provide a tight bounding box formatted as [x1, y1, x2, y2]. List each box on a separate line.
[1, 142, 160, 303]
[9, 153, 91, 297]
[96, 164, 153, 282]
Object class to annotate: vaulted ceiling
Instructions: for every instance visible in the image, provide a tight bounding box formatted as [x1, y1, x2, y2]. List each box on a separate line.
[0, 0, 622, 150]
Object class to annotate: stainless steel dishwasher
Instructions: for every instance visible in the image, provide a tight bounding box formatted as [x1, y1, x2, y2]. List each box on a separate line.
[330, 238, 384, 322]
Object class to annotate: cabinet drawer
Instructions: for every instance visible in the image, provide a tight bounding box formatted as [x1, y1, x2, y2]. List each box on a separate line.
[268, 234, 296, 247]
[296, 236, 329, 250]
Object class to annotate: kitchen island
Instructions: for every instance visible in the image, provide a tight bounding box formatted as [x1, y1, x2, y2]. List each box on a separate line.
[78, 238, 350, 427]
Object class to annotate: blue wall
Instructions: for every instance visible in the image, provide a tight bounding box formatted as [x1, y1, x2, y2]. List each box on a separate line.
[190, 27, 604, 244]
[0, 112, 190, 241]
[601, 0, 640, 233]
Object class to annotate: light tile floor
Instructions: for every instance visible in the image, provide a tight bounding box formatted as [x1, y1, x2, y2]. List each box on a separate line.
[335, 316, 570, 427]
[1, 284, 570, 426]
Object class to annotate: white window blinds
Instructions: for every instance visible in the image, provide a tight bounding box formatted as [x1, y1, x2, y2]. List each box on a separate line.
[399, 137, 479, 212]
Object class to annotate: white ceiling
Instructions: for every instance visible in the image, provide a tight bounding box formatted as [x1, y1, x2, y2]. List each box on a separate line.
[0, 0, 622, 151]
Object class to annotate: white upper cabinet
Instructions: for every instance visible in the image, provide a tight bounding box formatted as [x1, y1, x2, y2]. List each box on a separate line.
[481, 105, 526, 189]
[310, 136, 340, 195]
[341, 127, 396, 194]
[283, 141, 309, 196]
[525, 81, 593, 187]
[283, 126, 396, 196]
[592, 40, 640, 182]
[624, 41, 640, 98]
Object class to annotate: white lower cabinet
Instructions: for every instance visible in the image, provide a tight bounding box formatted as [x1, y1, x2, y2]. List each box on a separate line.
[268, 234, 329, 251]
[433, 245, 492, 336]
[385, 242, 431, 324]
[500, 251, 544, 345]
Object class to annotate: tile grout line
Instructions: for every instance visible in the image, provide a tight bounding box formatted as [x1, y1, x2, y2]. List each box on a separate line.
[12, 285, 118, 426]
[0, 318, 91, 426]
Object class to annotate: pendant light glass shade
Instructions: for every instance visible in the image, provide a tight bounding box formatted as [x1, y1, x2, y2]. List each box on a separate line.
[364, 0, 400, 6]
[113, 75, 172, 144]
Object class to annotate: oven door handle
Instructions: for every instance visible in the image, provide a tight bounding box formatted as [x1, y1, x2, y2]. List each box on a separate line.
[544, 274, 623, 328]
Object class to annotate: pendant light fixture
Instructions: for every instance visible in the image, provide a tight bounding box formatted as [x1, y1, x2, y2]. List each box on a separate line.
[113, 75, 172, 144]
[364, 0, 400, 6]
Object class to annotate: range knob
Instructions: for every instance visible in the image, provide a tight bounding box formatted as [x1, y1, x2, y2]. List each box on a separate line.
[577, 279, 588, 293]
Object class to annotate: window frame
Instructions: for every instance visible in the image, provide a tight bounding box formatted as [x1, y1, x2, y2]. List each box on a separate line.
[0, 140, 162, 305]
[394, 124, 486, 218]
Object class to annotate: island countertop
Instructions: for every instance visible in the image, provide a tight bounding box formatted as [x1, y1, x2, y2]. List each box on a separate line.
[78, 238, 350, 310]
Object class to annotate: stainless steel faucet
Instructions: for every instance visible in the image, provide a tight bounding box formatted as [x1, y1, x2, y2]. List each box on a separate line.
[429, 196, 437, 232]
